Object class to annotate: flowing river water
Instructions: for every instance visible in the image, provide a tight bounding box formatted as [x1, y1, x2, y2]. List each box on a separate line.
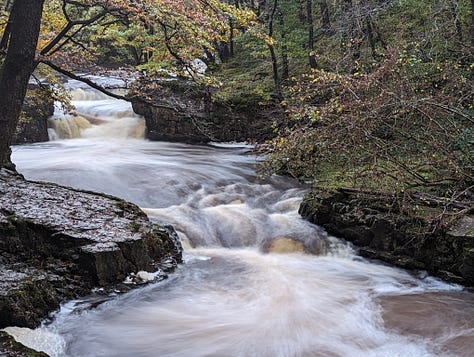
[5, 80, 474, 356]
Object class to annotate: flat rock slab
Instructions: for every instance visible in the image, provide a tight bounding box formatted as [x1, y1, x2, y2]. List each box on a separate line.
[0, 331, 48, 356]
[1, 169, 146, 245]
[0, 169, 182, 329]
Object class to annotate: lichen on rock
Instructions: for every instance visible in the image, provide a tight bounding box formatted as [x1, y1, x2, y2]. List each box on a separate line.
[299, 187, 474, 287]
[0, 168, 182, 330]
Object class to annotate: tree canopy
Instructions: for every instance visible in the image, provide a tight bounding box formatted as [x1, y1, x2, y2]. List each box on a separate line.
[0, 0, 254, 169]
[0, 0, 473, 202]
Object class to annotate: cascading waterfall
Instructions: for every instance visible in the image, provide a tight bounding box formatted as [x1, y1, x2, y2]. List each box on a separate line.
[6, 78, 474, 357]
[48, 79, 145, 140]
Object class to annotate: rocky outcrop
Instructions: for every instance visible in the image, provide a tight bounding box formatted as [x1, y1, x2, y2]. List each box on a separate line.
[131, 79, 287, 143]
[13, 88, 54, 144]
[299, 188, 474, 287]
[0, 169, 182, 329]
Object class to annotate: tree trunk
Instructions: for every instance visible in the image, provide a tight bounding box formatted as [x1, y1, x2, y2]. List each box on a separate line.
[307, 0, 317, 69]
[0, 0, 44, 170]
[267, 0, 282, 99]
[319, 0, 331, 32]
[471, 0, 474, 50]
[229, 18, 235, 57]
[448, 1, 463, 48]
[278, 10, 289, 82]
[341, 0, 361, 70]
[367, 17, 376, 59]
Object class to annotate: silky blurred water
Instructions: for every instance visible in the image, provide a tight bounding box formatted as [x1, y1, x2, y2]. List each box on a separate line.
[6, 82, 474, 357]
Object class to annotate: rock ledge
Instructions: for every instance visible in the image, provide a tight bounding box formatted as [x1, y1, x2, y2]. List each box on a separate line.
[299, 188, 474, 287]
[0, 169, 182, 329]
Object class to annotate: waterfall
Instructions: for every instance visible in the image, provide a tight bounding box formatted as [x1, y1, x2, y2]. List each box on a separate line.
[48, 83, 144, 140]
[8, 78, 474, 357]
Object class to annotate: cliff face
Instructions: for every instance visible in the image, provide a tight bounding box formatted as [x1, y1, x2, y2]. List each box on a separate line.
[131, 80, 287, 143]
[13, 88, 54, 144]
[299, 188, 474, 287]
[0, 169, 182, 329]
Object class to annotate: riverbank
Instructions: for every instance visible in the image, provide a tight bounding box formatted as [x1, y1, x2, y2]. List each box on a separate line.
[299, 187, 474, 287]
[130, 78, 287, 143]
[0, 168, 182, 352]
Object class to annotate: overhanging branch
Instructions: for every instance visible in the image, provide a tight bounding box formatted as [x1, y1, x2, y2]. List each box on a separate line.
[41, 60, 129, 100]
[40, 60, 181, 113]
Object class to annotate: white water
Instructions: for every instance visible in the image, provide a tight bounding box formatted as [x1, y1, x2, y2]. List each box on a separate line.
[6, 81, 474, 356]
[48, 79, 144, 140]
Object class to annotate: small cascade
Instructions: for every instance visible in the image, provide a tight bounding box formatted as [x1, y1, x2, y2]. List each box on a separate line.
[48, 116, 91, 139]
[70, 88, 111, 101]
[48, 83, 145, 140]
[10, 78, 474, 357]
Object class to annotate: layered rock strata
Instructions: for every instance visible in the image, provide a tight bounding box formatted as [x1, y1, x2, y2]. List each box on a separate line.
[0, 169, 182, 329]
[300, 188, 474, 287]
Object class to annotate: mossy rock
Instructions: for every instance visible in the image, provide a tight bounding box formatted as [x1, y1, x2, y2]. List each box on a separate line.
[300, 187, 474, 286]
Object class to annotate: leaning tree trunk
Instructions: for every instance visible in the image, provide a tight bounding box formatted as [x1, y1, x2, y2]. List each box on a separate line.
[0, 0, 44, 170]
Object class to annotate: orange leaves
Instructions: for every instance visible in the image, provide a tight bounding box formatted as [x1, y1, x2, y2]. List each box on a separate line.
[35, 0, 257, 76]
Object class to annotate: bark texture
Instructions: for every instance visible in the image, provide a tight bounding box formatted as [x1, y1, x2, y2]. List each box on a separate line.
[0, 0, 44, 170]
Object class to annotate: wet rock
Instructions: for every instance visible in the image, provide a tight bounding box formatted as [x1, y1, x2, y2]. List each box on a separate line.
[0, 262, 65, 329]
[261, 236, 326, 255]
[299, 188, 474, 287]
[262, 237, 305, 254]
[13, 88, 54, 144]
[0, 169, 182, 329]
[131, 79, 287, 143]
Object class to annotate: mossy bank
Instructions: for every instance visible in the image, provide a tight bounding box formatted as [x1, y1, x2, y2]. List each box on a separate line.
[300, 187, 474, 287]
[131, 78, 287, 144]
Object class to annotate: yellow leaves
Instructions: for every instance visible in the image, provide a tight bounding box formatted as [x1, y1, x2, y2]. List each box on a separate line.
[263, 35, 275, 46]
[40, 0, 67, 43]
[32, 0, 259, 76]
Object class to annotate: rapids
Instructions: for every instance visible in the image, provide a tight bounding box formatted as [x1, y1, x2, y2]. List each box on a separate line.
[5, 80, 474, 356]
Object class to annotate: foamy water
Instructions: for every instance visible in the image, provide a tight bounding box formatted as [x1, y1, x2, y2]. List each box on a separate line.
[48, 80, 144, 140]
[6, 79, 474, 356]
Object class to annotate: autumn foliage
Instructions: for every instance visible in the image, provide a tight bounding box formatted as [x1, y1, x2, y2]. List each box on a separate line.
[260, 49, 474, 196]
[1, 0, 255, 74]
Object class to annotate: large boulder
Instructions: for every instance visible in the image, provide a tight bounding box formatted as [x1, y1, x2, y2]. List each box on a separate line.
[131, 79, 287, 143]
[0, 169, 182, 328]
[299, 188, 474, 287]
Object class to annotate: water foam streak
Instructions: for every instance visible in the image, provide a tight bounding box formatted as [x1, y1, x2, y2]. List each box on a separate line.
[8, 80, 473, 356]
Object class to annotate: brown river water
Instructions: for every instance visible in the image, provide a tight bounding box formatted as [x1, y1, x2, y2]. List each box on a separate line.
[4, 80, 473, 356]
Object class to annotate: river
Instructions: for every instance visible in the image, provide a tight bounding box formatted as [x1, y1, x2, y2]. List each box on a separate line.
[5, 80, 474, 356]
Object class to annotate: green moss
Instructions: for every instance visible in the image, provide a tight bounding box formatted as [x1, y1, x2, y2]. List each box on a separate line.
[159, 80, 205, 96]
[128, 222, 142, 233]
